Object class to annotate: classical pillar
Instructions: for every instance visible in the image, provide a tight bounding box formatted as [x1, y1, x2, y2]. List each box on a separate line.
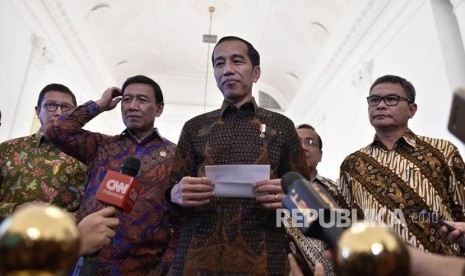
[430, 0, 465, 90]
[450, 0, 465, 50]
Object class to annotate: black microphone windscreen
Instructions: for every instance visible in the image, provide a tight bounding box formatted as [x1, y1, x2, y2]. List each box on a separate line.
[282, 171, 304, 194]
[120, 157, 141, 177]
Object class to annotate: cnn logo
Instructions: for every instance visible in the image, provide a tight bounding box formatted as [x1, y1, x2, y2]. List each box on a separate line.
[106, 180, 130, 194]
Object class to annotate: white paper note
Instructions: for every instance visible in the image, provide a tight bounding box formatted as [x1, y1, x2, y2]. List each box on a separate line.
[205, 165, 270, 198]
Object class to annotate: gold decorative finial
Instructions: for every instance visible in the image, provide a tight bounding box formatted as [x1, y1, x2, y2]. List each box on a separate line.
[335, 222, 409, 275]
[0, 205, 80, 275]
[209, 6, 215, 13]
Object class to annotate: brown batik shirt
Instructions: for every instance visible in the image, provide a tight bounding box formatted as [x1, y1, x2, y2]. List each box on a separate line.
[168, 99, 308, 275]
[339, 129, 465, 256]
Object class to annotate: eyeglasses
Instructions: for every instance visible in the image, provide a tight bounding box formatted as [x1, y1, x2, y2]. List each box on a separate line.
[42, 102, 74, 112]
[300, 138, 319, 148]
[366, 95, 412, 106]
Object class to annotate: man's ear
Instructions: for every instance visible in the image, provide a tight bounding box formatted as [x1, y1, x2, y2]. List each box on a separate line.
[408, 103, 417, 119]
[35, 106, 40, 116]
[253, 66, 261, 83]
[155, 103, 164, 117]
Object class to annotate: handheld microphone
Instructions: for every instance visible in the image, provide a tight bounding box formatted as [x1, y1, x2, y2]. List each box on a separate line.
[281, 172, 410, 276]
[281, 171, 345, 249]
[74, 158, 142, 275]
[95, 157, 142, 213]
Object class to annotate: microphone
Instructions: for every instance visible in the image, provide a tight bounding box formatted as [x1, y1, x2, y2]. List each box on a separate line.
[95, 157, 142, 213]
[281, 171, 345, 249]
[281, 172, 410, 275]
[73, 157, 142, 275]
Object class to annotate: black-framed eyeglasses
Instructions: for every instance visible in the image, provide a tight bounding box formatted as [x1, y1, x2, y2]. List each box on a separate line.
[366, 95, 412, 106]
[300, 138, 319, 148]
[42, 102, 74, 112]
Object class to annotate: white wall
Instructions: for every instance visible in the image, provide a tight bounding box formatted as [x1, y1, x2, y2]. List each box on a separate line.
[0, 0, 122, 142]
[287, 0, 465, 180]
[1, 0, 464, 178]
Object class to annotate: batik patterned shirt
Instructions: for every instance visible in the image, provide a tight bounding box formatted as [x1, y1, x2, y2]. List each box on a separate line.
[339, 129, 465, 255]
[0, 130, 86, 218]
[283, 173, 343, 276]
[168, 99, 308, 275]
[47, 101, 178, 275]
[314, 173, 349, 210]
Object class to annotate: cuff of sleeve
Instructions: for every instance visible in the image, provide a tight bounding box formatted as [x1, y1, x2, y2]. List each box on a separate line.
[83, 101, 102, 116]
[164, 185, 184, 217]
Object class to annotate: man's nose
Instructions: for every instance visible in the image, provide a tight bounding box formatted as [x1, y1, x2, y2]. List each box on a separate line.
[224, 61, 234, 73]
[128, 99, 139, 109]
[54, 106, 64, 115]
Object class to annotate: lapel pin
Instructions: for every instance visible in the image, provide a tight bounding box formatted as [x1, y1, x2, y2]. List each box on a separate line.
[259, 124, 266, 138]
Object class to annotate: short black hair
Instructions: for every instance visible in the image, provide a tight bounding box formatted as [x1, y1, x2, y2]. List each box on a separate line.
[297, 124, 323, 151]
[122, 75, 164, 104]
[37, 84, 77, 107]
[369, 75, 416, 103]
[211, 36, 260, 68]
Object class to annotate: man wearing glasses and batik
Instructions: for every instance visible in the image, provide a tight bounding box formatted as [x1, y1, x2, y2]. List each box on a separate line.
[0, 83, 86, 218]
[284, 124, 348, 275]
[339, 74, 465, 256]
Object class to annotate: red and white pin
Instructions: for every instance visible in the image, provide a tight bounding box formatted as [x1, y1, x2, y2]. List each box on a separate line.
[259, 124, 266, 138]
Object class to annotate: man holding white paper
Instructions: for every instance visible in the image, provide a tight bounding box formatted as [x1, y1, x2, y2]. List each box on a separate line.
[166, 36, 308, 275]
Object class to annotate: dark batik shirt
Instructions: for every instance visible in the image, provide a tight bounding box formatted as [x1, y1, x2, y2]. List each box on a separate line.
[0, 130, 86, 218]
[314, 173, 349, 210]
[47, 101, 178, 275]
[169, 99, 308, 275]
[284, 173, 347, 276]
[339, 129, 465, 256]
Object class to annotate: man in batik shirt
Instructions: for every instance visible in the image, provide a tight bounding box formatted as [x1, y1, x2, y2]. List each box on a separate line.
[339, 75, 465, 256]
[47, 75, 178, 275]
[0, 83, 86, 218]
[166, 36, 308, 275]
[297, 124, 347, 206]
[285, 123, 350, 276]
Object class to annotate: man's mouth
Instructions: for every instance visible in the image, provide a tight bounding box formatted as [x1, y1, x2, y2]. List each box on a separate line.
[222, 79, 238, 86]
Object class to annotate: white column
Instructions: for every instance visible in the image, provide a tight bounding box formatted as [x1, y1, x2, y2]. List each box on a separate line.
[450, 0, 465, 51]
[430, 0, 465, 90]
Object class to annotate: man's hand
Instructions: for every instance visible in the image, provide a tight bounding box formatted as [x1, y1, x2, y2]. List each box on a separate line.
[438, 221, 465, 248]
[288, 253, 326, 276]
[77, 206, 119, 256]
[171, 177, 214, 207]
[288, 254, 304, 276]
[95, 87, 122, 112]
[255, 179, 283, 210]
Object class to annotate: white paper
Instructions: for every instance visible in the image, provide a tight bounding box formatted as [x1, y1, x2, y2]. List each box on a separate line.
[205, 165, 270, 198]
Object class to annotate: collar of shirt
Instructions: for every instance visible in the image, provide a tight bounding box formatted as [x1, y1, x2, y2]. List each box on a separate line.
[219, 97, 258, 119]
[33, 129, 55, 152]
[372, 128, 417, 151]
[120, 128, 164, 145]
[313, 172, 336, 186]
[313, 172, 322, 183]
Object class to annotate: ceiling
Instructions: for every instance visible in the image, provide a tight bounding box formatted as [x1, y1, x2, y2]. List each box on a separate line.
[72, 0, 349, 111]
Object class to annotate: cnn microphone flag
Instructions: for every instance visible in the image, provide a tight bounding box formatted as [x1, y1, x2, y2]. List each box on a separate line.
[95, 170, 142, 212]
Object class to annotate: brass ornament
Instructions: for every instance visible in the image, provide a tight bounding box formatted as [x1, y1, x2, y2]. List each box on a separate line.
[0, 205, 80, 275]
[335, 222, 410, 276]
